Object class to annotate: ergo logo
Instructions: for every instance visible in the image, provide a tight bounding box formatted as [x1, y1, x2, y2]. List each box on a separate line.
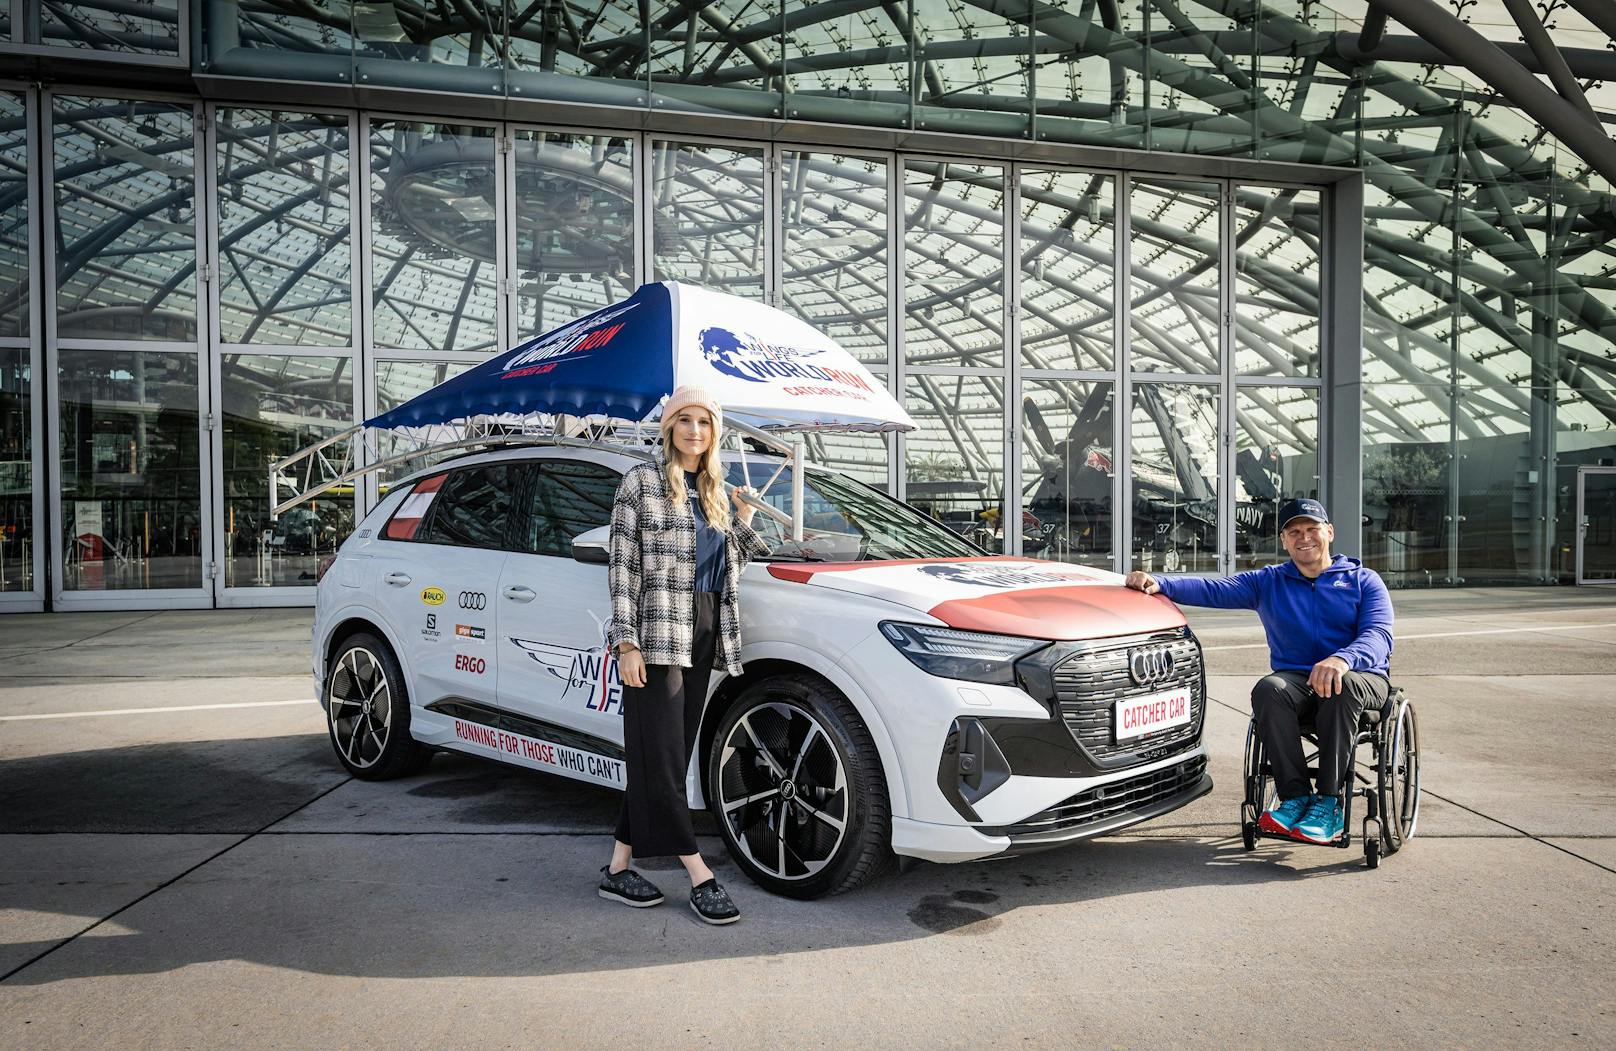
[455, 654, 487, 675]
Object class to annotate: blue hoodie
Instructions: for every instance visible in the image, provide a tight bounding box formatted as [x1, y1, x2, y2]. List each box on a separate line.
[1155, 555, 1394, 677]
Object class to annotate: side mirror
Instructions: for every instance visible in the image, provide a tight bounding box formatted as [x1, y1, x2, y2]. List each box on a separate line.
[572, 524, 611, 565]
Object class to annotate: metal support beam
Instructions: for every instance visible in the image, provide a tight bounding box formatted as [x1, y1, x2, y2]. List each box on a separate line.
[1372, 0, 1616, 185]
[1500, 0, 1600, 126]
[1323, 174, 1365, 558]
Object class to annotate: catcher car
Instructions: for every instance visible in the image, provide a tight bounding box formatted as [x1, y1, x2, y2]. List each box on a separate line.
[312, 442, 1210, 898]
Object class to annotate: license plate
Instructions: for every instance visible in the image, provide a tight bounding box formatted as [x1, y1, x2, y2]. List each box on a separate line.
[1115, 688, 1192, 741]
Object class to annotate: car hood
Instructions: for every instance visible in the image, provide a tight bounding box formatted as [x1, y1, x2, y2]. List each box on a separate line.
[765, 557, 1186, 641]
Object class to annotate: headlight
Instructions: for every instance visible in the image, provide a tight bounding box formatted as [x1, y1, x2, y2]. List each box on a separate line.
[879, 622, 1046, 686]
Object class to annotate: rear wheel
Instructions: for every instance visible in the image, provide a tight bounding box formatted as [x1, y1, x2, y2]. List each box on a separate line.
[708, 674, 892, 899]
[325, 632, 431, 780]
[1241, 721, 1270, 841]
[1380, 701, 1421, 853]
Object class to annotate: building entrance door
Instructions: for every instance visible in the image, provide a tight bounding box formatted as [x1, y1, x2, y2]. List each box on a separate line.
[1576, 467, 1616, 585]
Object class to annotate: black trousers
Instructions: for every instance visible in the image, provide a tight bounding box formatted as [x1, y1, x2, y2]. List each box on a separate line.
[1252, 669, 1390, 801]
[614, 592, 718, 858]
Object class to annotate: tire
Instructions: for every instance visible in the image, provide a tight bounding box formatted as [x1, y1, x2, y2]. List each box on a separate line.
[707, 673, 893, 899]
[1364, 835, 1381, 869]
[1241, 721, 1270, 832]
[1241, 819, 1258, 851]
[325, 632, 432, 781]
[1381, 701, 1421, 853]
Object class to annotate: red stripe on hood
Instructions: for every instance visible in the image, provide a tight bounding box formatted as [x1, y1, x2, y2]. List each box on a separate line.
[927, 586, 1186, 641]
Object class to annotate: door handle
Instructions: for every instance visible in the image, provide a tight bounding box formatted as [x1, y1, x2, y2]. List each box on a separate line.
[384, 571, 412, 586]
[504, 585, 537, 603]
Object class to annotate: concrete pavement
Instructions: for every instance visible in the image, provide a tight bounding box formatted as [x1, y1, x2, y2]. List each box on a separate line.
[1, 589, 1613, 1048]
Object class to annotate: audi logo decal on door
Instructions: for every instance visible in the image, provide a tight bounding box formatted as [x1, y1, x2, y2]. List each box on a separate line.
[1128, 645, 1176, 686]
[458, 591, 487, 611]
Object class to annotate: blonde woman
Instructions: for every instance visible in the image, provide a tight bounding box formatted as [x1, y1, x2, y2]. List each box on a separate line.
[599, 385, 769, 924]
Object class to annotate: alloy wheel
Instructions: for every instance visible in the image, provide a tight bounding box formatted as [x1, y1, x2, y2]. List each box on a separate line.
[716, 701, 849, 882]
[328, 647, 393, 770]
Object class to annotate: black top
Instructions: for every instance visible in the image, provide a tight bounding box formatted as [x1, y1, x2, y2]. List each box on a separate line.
[684, 471, 730, 594]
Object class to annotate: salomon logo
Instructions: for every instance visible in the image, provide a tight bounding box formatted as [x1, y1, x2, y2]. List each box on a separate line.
[1128, 645, 1176, 686]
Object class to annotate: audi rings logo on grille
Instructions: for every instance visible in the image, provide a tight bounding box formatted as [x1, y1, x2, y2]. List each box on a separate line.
[1128, 645, 1176, 686]
[457, 591, 487, 611]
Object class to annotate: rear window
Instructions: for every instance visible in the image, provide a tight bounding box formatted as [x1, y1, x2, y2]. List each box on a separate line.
[419, 464, 516, 549]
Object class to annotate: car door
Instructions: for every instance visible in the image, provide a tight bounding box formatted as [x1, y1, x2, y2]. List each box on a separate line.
[495, 456, 627, 788]
[371, 461, 519, 719]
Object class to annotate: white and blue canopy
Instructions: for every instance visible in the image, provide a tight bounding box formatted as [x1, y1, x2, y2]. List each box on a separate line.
[366, 281, 914, 433]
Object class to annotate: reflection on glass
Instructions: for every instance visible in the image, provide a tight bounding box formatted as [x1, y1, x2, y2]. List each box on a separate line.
[1455, 386, 1552, 585]
[0, 348, 32, 593]
[1235, 387, 1319, 570]
[905, 375, 1004, 552]
[53, 97, 196, 341]
[350, 0, 505, 87]
[1254, 1, 1355, 164]
[0, 92, 26, 339]
[505, 1, 644, 107]
[235, 0, 355, 62]
[1020, 170, 1113, 370]
[804, 429, 889, 490]
[1235, 187, 1319, 378]
[217, 110, 352, 347]
[652, 141, 765, 297]
[905, 160, 1003, 368]
[39, 0, 182, 57]
[1128, 180, 1219, 374]
[369, 121, 499, 354]
[648, 1, 781, 115]
[911, 0, 1029, 138]
[782, 152, 888, 366]
[1580, 471, 1616, 583]
[1362, 384, 1452, 586]
[1141, 3, 1249, 156]
[374, 359, 477, 487]
[59, 350, 201, 590]
[1021, 379, 1113, 567]
[1361, 180, 1454, 389]
[1131, 383, 1218, 573]
[512, 130, 636, 340]
[223, 355, 354, 588]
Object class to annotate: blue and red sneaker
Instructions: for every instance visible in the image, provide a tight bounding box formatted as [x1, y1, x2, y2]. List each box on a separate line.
[1258, 794, 1310, 836]
[1292, 795, 1345, 844]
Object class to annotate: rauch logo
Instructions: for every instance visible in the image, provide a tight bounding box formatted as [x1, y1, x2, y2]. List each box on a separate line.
[420, 587, 446, 606]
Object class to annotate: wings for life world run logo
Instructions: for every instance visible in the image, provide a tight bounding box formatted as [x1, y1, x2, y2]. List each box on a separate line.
[507, 615, 623, 716]
[918, 562, 1103, 589]
[701, 326, 874, 399]
[500, 301, 640, 380]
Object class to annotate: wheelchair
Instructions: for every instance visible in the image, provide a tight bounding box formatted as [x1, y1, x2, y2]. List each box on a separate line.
[1240, 686, 1421, 868]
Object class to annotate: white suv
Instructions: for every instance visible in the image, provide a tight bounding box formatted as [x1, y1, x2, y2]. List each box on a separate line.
[313, 441, 1210, 898]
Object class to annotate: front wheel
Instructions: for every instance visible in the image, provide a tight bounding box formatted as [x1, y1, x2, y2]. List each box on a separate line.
[708, 674, 893, 899]
[325, 632, 432, 780]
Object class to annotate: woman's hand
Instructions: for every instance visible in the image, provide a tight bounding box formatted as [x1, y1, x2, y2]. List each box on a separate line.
[617, 644, 646, 688]
[730, 485, 758, 527]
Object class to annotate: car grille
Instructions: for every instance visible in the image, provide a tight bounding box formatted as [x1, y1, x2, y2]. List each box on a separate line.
[986, 755, 1208, 839]
[1053, 629, 1203, 765]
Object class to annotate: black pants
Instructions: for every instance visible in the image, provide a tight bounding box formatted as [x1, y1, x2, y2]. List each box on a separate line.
[1252, 669, 1390, 801]
[614, 592, 718, 858]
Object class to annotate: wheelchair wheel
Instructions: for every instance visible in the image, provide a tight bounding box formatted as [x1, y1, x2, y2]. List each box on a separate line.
[1379, 699, 1422, 854]
[1240, 721, 1268, 850]
[1364, 835, 1380, 869]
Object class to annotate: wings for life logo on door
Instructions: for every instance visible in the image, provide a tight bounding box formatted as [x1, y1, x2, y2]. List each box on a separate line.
[508, 614, 623, 716]
[699, 326, 874, 400]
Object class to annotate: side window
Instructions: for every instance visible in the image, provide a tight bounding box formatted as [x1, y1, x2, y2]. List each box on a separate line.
[418, 464, 516, 550]
[524, 460, 621, 557]
[383, 473, 447, 541]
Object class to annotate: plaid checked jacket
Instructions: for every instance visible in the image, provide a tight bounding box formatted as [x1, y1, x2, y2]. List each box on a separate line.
[607, 460, 770, 677]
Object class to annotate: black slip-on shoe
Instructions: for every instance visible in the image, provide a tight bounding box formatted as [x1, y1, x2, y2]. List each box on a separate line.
[598, 866, 664, 908]
[689, 878, 740, 925]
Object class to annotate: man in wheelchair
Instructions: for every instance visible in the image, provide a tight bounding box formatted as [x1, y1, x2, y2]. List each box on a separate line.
[1125, 498, 1393, 846]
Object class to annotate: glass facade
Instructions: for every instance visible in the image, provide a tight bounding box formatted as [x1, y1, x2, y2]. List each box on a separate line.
[1, 1, 1613, 608]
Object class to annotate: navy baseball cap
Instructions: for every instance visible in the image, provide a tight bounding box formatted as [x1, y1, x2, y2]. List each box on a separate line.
[1278, 497, 1329, 528]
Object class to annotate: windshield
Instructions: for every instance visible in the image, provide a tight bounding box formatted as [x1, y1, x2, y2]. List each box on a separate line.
[724, 461, 983, 562]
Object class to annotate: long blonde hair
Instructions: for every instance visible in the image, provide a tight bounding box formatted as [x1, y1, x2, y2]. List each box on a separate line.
[659, 410, 731, 533]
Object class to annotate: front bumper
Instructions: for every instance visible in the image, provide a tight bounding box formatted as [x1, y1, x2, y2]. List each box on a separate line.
[892, 752, 1212, 863]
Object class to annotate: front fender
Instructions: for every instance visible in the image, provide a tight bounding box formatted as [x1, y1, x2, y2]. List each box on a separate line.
[314, 603, 416, 711]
